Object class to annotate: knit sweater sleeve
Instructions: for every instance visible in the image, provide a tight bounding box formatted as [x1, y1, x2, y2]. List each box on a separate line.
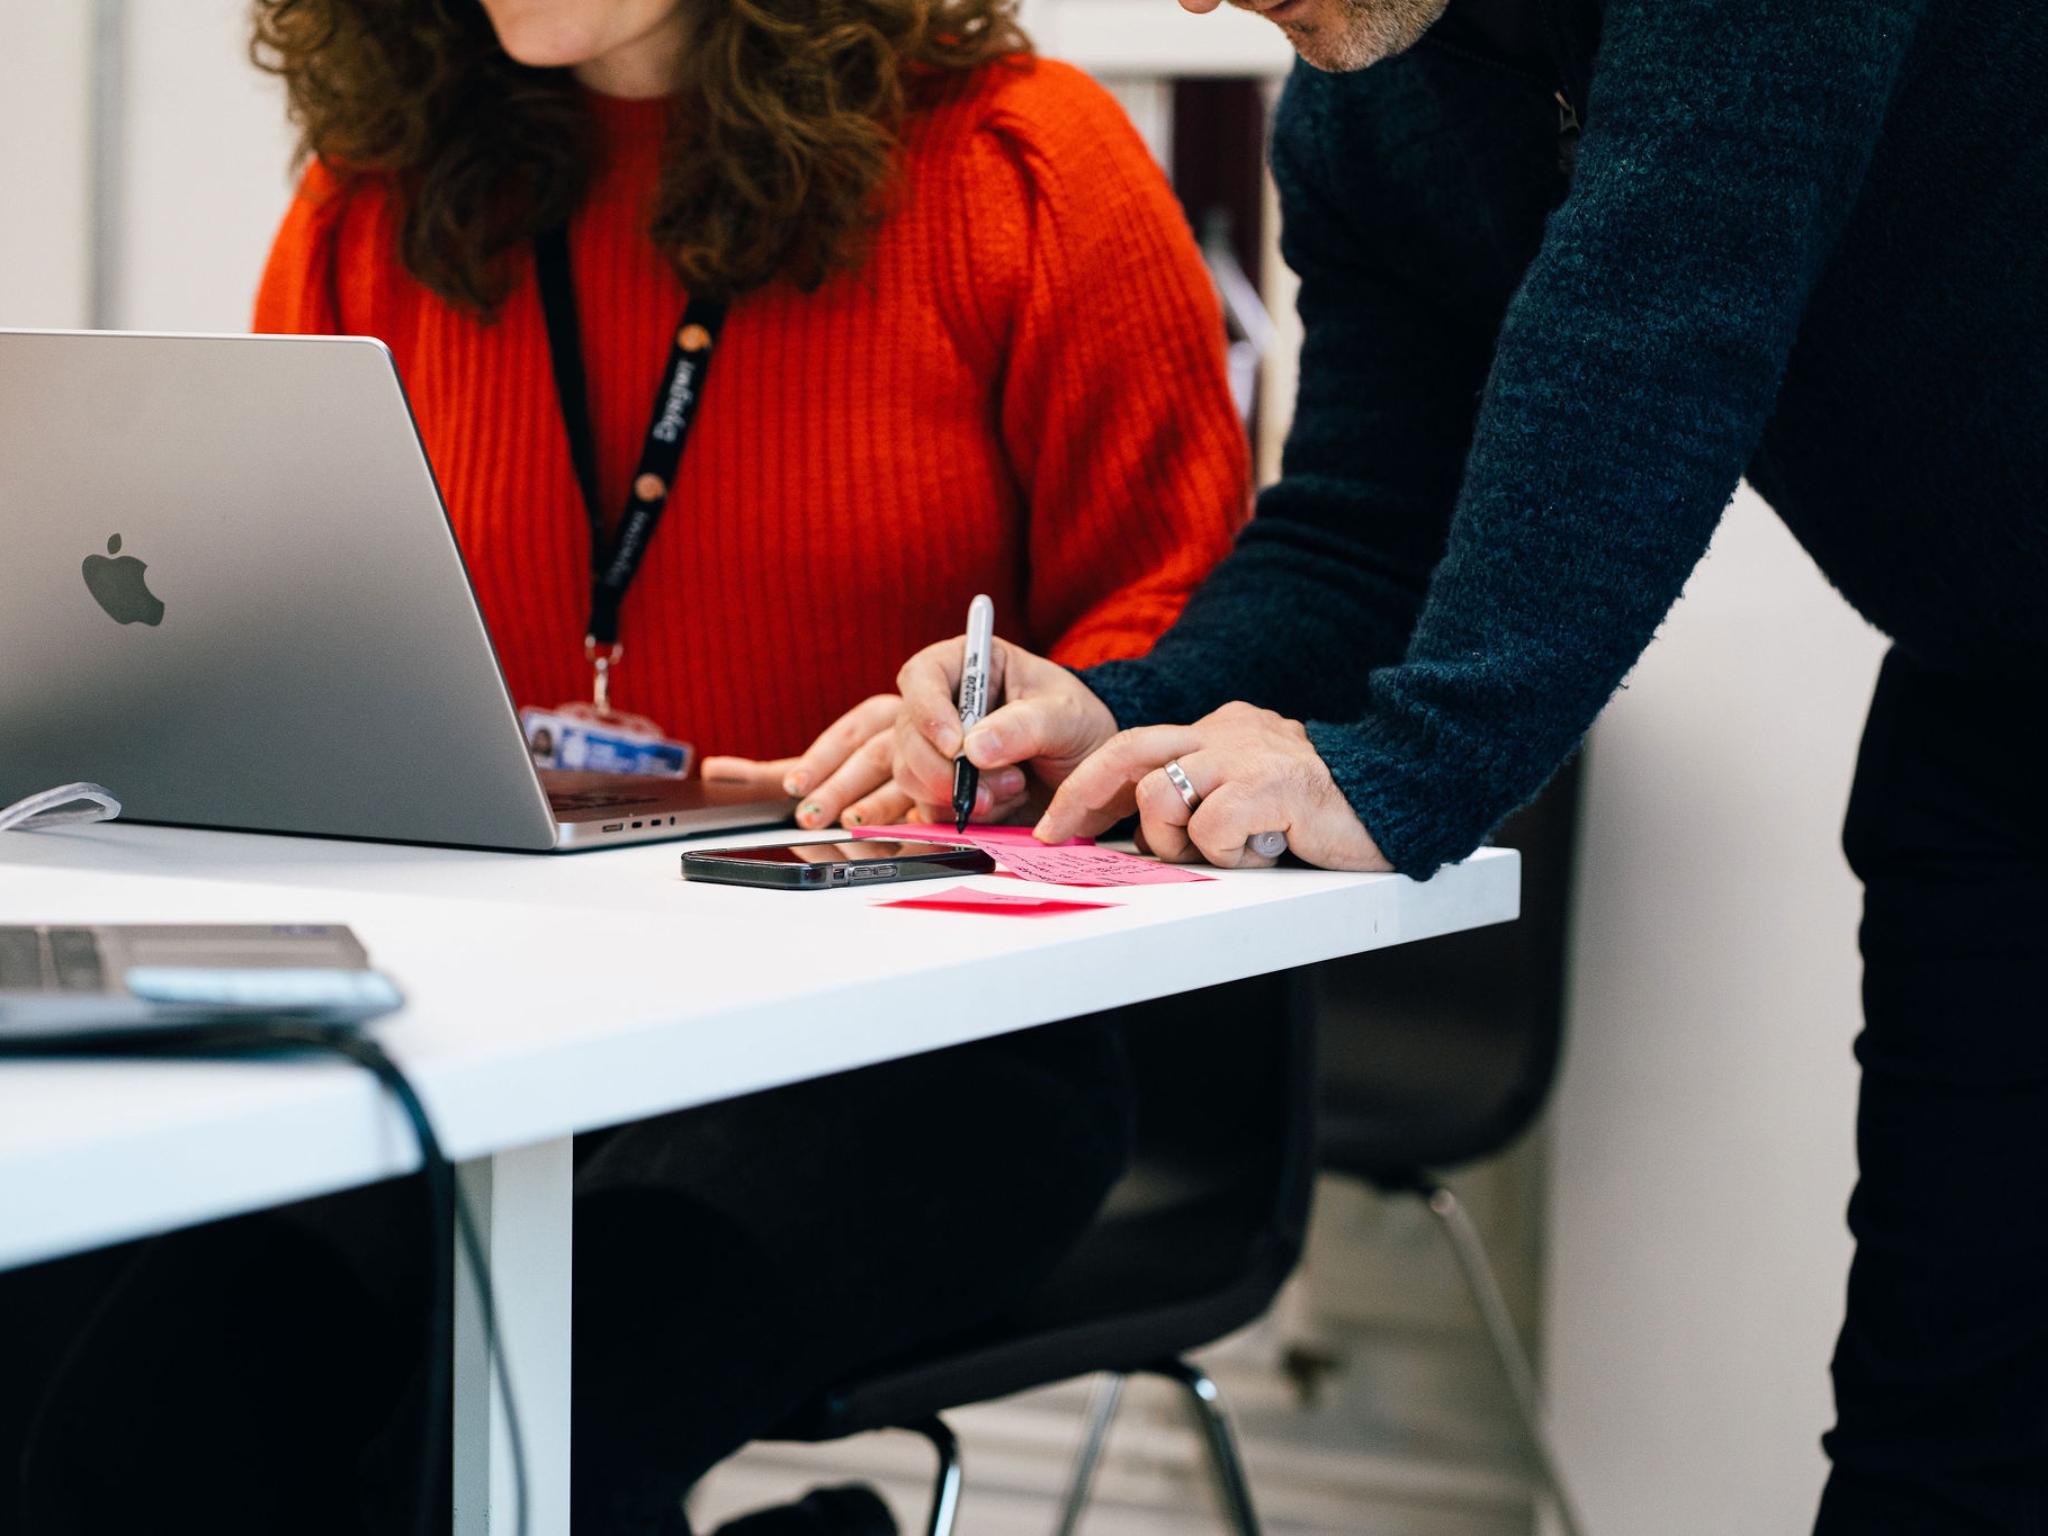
[962, 62, 1251, 670]
[252, 160, 416, 360]
[1116, 0, 1930, 874]
[1085, 65, 1500, 732]
[252, 160, 349, 335]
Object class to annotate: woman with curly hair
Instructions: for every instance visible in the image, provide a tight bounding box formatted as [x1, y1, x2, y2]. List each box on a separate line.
[0, 3, 1247, 1535]
[250, 0, 1248, 825]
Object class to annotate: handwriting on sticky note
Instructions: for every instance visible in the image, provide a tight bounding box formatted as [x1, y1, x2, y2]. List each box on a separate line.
[878, 885, 1118, 916]
[991, 842, 1212, 886]
[852, 822, 1208, 886]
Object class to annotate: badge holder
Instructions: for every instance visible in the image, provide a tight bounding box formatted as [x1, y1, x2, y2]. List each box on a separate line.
[521, 640, 695, 779]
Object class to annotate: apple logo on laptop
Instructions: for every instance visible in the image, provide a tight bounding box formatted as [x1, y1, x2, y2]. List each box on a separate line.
[82, 534, 165, 626]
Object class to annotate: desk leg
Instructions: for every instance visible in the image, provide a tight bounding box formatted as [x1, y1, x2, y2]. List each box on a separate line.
[454, 1136, 574, 1536]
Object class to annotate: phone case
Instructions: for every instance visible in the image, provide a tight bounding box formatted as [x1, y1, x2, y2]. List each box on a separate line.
[680, 841, 996, 890]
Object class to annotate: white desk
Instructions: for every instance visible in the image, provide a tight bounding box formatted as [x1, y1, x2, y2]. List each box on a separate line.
[0, 823, 1517, 1533]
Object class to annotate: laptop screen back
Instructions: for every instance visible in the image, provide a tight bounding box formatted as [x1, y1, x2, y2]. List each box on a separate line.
[0, 331, 558, 850]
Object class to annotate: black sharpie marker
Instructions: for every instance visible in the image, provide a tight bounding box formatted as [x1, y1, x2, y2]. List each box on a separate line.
[952, 594, 996, 833]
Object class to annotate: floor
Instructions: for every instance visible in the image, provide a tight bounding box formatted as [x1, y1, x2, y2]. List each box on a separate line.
[688, 1318, 1542, 1536]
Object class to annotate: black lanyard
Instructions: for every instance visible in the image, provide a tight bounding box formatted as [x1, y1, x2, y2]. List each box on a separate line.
[533, 223, 726, 700]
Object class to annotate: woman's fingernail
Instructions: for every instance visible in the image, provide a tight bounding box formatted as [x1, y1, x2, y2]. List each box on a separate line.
[991, 768, 1025, 799]
[798, 802, 824, 827]
[965, 726, 1001, 763]
[784, 772, 808, 796]
[843, 810, 864, 827]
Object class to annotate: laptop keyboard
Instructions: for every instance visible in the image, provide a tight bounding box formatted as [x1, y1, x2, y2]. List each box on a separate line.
[548, 790, 664, 812]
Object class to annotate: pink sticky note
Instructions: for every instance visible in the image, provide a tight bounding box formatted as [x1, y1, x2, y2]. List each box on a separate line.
[878, 884, 1119, 916]
[989, 842, 1213, 887]
[852, 822, 1209, 887]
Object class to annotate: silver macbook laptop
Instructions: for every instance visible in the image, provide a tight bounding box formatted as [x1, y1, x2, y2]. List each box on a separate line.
[0, 330, 795, 851]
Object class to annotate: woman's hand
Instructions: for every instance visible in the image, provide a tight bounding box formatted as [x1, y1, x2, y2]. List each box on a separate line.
[893, 637, 1120, 824]
[701, 694, 918, 832]
[1034, 701, 1393, 871]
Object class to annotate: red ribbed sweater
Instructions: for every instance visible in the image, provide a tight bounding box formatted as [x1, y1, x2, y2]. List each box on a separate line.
[254, 58, 1248, 761]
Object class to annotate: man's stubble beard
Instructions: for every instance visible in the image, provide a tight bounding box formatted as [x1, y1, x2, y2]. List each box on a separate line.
[1279, 0, 1447, 71]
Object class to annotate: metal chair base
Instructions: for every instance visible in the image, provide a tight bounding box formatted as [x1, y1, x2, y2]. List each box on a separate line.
[1047, 1185, 1590, 1536]
[1051, 1373, 1124, 1536]
[1051, 1359, 1261, 1536]
[905, 1417, 962, 1536]
[1415, 1180, 1586, 1536]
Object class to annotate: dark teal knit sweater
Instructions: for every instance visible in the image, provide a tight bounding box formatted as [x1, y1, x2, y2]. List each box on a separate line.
[1085, 0, 2047, 874]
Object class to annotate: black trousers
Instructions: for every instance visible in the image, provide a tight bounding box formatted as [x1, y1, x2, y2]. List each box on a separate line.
[1817, 648, 2048, 1532]
[0, 1016, 1133, 1536]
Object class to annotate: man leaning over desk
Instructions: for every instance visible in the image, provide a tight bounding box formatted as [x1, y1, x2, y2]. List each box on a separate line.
[895, 0, 2048, 1527]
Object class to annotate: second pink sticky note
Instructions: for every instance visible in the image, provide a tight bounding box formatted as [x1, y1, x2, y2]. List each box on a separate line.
[878, 885, 1118, 916]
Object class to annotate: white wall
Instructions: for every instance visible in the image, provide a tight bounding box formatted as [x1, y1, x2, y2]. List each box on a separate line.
[117, 0, 297, 332]
[0, 0, 295, 334]
[1546, 486, 1887, 1532]
[1021, 0, 1295, 75]
[0, 0, 92, 327]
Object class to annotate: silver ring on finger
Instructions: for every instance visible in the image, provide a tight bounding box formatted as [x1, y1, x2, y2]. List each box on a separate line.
[1162, 759, 1201, 813]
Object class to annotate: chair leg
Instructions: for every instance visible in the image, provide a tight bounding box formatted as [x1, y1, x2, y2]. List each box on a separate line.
[1052, 1372, 1125, 1536]
[1146, 1359, 1261, 1536]
[1418, 1181, 1588, 1536]
[907, 1417, 963, 1536]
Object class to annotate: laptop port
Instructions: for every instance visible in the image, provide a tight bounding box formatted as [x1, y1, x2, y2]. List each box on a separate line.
[603, 823, 624, 833]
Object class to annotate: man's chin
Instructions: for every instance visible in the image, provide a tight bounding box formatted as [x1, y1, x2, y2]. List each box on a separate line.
[1259, 0, 1447, 73]
[1284, 24, 1377, 73]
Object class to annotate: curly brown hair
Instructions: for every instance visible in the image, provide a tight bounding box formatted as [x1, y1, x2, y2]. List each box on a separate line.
[250, 0, 1029, 312]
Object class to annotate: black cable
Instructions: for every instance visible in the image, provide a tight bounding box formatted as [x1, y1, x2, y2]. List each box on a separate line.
[0, 1017, 528, 1536]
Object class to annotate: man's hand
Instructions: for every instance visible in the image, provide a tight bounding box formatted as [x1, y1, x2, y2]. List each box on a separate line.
[1035, 701, 1393, 871]
[894, 638, 1120, 824]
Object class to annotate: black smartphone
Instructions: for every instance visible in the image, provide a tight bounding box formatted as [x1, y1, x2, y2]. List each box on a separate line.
[680, 838, 996, 890]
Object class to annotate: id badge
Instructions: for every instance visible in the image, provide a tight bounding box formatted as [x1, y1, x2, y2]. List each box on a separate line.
[522, 704, 694, 779]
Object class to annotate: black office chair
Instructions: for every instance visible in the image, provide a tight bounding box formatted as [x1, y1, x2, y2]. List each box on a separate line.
[763, 967, 1317, 1536]
[1313, 762, 1586, 1536]
[760, 771, 1581, 1536]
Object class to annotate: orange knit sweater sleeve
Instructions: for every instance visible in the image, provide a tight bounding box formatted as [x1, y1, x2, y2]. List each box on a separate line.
[253, 160, 348, 334]
[253, 158, 417, 362]
[936, 62, 1252, 671]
